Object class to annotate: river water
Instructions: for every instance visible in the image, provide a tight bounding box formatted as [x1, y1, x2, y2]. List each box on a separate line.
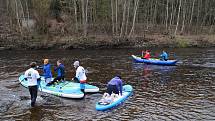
[0, 48, 214, 120]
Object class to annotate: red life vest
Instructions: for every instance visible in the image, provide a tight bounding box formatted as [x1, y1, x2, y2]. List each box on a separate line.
[143, 52, 150, 59]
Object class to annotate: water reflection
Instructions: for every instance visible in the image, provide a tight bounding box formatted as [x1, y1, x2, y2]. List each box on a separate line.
[132, 63, 176, 86]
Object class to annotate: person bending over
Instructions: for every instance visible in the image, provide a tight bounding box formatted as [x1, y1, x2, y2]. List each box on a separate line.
[107, 75, 123, 96]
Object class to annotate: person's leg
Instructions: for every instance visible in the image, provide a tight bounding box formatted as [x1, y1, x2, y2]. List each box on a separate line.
[29, 86, 33, 101]
[61, 76, 65, 82]
[73, 77, 79, 83]
[107, 85, 113, 95]
[47, 77, 60, 86]
[30, 85, 38, 107]
[80, 82, 86, 97]
[45, 78, 52, 84]
[112, 85, 119, 95]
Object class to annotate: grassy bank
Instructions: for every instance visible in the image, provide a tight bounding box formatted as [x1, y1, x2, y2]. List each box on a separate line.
[0, 34, 215, 50]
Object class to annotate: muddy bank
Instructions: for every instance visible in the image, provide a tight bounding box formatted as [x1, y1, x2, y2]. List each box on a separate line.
[0, 35, 215, 50]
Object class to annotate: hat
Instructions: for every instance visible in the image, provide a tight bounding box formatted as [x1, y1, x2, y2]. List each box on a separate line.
[30, 62, 37, 68]
[73, 61, 79, 66]
[115, 74, 122, 79]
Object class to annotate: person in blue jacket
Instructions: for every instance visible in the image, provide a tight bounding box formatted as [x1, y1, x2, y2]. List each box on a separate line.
[47, 60, 65, 86]
[107, 75, 123, 96]
[160, 50, 168, 61]
[43, 59, 52, 84]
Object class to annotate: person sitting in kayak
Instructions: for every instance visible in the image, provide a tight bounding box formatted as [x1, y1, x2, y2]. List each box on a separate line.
[47, 60, 65, 86]
[107, 75, 123, 96]
[142, 50, 151, 59]
[160, 50, 168, 61]
[42, 59, 52, 84]
[73, 61, 87, 95]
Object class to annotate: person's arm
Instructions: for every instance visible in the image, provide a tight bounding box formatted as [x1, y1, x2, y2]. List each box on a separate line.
[119, 80, 123, 96]
[75, 68, 80, 79]
[36, 71, 41, 85]
[54, 66, 59, 71]
[36, 65, 43, 69]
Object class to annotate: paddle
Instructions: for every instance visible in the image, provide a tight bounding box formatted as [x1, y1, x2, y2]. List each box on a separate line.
[141, 50, 144, 57]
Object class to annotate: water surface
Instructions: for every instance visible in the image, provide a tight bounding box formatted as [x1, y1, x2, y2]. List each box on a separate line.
[0, 48, 214, 120]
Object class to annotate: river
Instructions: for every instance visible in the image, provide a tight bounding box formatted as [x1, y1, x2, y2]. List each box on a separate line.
[0, 48, 215, 120]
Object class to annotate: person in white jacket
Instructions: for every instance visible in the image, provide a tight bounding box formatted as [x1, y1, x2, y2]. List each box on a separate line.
[73, 61, 87, 95]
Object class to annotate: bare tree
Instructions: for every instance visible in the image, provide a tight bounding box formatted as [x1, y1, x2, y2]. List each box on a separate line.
[129, 0, 139, 37]
[174, 0, 182, 35]
[120, 0, 127, 37]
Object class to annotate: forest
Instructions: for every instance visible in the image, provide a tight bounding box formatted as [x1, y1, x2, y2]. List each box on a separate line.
[0, 0, 215, 49]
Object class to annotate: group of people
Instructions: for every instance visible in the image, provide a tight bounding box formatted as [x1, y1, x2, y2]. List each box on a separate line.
[142, 50, 169, 61]
[24, 59, 88, 107]
[24, 59, 123, 107]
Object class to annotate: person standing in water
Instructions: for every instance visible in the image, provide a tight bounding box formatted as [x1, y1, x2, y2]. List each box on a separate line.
[73, 61, 87, 95]
[47, 60, 65, 86]
[24, 62, 41, 107]
[42, 59, 52, 84]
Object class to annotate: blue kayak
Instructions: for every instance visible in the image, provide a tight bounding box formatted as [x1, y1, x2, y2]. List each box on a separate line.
[19, 75, 99, 99]
[131, 55, 177, 66]
[96, 85, 132, 111]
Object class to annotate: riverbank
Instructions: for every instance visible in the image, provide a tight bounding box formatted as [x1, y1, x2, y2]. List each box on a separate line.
[0, 34, 215, 50]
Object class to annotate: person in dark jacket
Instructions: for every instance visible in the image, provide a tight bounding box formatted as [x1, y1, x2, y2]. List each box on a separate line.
[47, 60, 65, 86]
[43, 59, 52, 84]
[107, 75, 123, 96]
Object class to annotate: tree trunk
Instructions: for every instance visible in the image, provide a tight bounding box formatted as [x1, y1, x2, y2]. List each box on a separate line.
[111, 0, 115, 35]
[180, 0, 186, 34]
[14, 0, 23, 35]
[120, 0, 127, 37]
[128, 0, 139, 37]
[166, 0, 169, 30]
[125, 0, 131, 36]
[174, 0, 182, 35]
[73, 0, 78, 32]
[115, 0, 118, 36]
[189, 0, 196, 29]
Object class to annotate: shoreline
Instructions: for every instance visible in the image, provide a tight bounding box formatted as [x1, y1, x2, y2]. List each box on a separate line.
[0, 35, 215, 50]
